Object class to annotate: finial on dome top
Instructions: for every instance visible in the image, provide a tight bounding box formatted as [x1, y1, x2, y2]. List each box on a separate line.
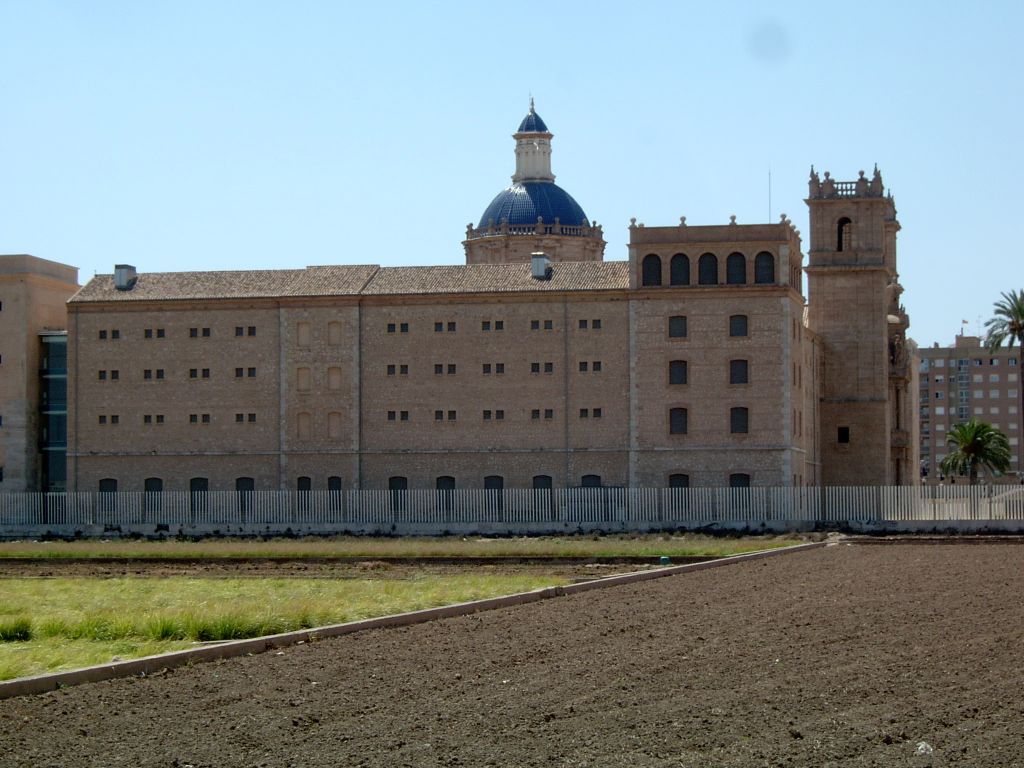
[529, 96, 535, 113]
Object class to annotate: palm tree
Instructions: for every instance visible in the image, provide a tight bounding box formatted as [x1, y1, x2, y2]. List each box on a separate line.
[985, 289, 1024, 476]
[939, 418, 1011, 485]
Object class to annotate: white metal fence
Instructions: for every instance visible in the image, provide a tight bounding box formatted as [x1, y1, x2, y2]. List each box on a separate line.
[1, 486, 1023, 531]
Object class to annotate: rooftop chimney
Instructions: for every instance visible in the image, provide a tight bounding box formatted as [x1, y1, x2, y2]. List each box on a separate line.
[530, 252, 551, 280]
[114, 264, 137, 291]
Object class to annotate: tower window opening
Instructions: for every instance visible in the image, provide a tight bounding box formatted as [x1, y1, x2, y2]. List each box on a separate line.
[837, 217, 852, 252]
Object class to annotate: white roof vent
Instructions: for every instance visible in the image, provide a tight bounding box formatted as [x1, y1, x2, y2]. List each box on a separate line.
[113, 264, 137, 291]
[531, 252, 551, 280]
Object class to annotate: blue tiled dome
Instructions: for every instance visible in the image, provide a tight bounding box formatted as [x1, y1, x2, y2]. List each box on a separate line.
[518, 107, 548, 133]
[477, 182, 589, 229]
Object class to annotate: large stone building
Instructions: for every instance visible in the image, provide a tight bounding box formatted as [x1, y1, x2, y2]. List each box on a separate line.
[0, 255, 80, 492]
[36, 104, 918, 493]
[918, 334, 1021, 482]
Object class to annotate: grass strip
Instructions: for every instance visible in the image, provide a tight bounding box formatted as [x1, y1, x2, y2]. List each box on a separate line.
[0, 534, 804, 561]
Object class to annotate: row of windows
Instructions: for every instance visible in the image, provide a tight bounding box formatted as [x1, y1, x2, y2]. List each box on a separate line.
[923, 373, 1018, 385]
[98, 413, 257, 425]
[641, 252, 775, 287]
[668, 315, 748, 338]
[932, 389, 1019, 400]
[668, 360, 749, 386]
[98, 368, 258, 381]
[388, 319, 605, 334]
[99, 326, 258, 340]
[389, 409, 605, 422]
[921, 357, 1019, 370]
[385, 362, 605, 376]
[669, 407, 749, 434]
[95, 473, 754, 495]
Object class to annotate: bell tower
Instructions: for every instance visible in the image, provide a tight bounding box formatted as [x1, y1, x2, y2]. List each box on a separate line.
[806, 167, 916, 486]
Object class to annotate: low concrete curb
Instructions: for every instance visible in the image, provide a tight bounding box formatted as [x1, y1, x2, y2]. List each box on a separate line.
[0, 540, 825, 699]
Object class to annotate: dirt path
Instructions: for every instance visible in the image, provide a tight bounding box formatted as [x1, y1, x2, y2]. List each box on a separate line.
[2, 544, 1023, 767]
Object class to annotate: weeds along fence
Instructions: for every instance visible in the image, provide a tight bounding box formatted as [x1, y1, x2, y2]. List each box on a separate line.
[1, 486, 1024, 535]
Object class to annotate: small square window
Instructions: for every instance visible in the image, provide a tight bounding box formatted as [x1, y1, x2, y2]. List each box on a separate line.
[496, 363, 505, 374]
[531, 320, 540, 330]
[579, 319, 588, 330]
[435, 322, 444, 332]
[448, 364, 456, 374]
[191, 369, 199, 379]
[201, 328, 210, 338]
[400, 364, 408, 375]
[111, 415, 119, 424]
[531, 362, 540, 373]
[235, 368, 243, 378]
[532, 409, 541, 419]
[235, 326, 244, 337]
[593, 408, 602, 418]
[388, 411, 397, 421]
[157, 329, 165, 338]
[447, 411, 456, 421]
[144, 328, 153, 339]
[99, 330, 108, 340]
[156, 369, 164, 380]
[156, 415, 164, 424]
[579, 362, 588, 372]
[111, 370, 119, 380]
[236, 413, 244, 423]
[483, 364, 492, 374]
[729, 315, 748, 337]
[447, 322, 456, 332]
[544, 409, 554, 419]
[398, 323, 408, 333]
[838, 426, 850, 444]
[544, 362, 553, 373]
[669, 316, 687, 338]
[248, 368, 256, 378]
[593, 361, 602, 372]
[190, 414, 198, 424]
[580, 408, 589, 418]
[248, 326, 256, 336]
[482, 321, 491, 331]
[544, 320, 553, 330]
[388, 323, 397, 333]
[202, 369, 210, 379]
[730, 359, 749, 385]
[144, 369, 152, 380]
[495, 320, 504, 331]
[144, 414, 153, 424]
[592, 319, 601, 329]
[248, 413, 256, 422]
[190, 328, 198, 338]
[99, 415, 107, 424]
[496, 410, 504, 420]
[483, 410, 492, 421]
[387, 364, 396, 376]
[435, 410, 444, 421]
[98, 370, 107, 380]
[201, 414, 210, 424]
[111, 330, 120, 339]
[400, 410, 409, 421]
[435, 364, 444, 375]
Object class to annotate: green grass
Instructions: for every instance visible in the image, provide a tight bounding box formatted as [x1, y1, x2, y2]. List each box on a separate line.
[0, 574, 565, 680]
[0, 533, 804, 560]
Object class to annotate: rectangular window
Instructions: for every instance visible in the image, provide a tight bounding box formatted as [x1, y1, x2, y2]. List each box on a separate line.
[248, 326, 256, 336]
[190, 369, 199, 379]
[532, 409, 541, 420]
[447, 322, 455, 332]
[111, 330, 120, 339]
[544, 362, 553, 373]
[235, 326, 244, 337]
[236, 368, 243, 378]
[730, 359, 749, 385]
[247, 413, 256, 423]
[730, 407, 749, 434]
[201, 414, 210, 424]
[669, 316, 687, 338]
[483, 364, 492, 374]
[388, 411, 396, 421]
[247, 368, 256, 377]
[190, 414, 198, 424]
[531, 362, 540, 373]
[435, 410, 444, 421]
[580, 408, 589, 418]
[447, 411, 456, 421]
[111, 370, 119, 380]
[495, 320, 504, 330]
[387, 364, 396, 375]
[99, 415, 107, 424]
[156, 415, 164, 424]
[579, 319, 588, 330]
[144, 369, 152, 380]
[837, 426, 850, 444]
[483, 410, 492, 420]
[447, 364, 456, 374]
[544, 409, 553, 419]
[201, 328, 210, 338]
[531, 320, 540, 330]
[593, 361, 602, 372]
[579, 362, 588, 372]
[669, 408, 687, 435]
[593, 408, 602, 418]
[669, 360, 687, 385]
[592, 319, 601, 329]
[400, 323, 409, 333]
[729, 315, 748, 337]
[400, 364, 408, 375]
[388, 323, 397, 334]
[145, 329, 153, 339]
[99, 330, 108, 340]
[202, 369, 210, 379]
[495, 363, 504, 374]
[236, 413, 245, 423]
[400, 410, 409, 421]
[495, 410, 504, 420]
[544, 320, 553, 330]
[482, 321, 491, 331]
[144, 414, 153, 424]
[435, 364, 444, 375]
[435, 322, 444, 332]
[190, 328, 198, 338]
[98, 370, 107, 380]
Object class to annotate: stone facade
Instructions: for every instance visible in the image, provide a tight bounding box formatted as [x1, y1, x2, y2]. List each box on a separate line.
[0, 255, 80, 491]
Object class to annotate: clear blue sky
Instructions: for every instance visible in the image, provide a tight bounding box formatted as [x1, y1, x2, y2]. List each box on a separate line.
[1, 1, 1020, 347]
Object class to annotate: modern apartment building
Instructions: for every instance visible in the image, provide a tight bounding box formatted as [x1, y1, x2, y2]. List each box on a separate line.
[918, 334, 1021, 481]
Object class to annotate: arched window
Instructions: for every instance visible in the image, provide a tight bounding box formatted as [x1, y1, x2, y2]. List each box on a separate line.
[189, 477, 209, 513]
[670, 254, 690, 285]
[669, 407, 688, 435]
[388, 476, 408, 512]
[436, 475, 456, 513]
[641, 254, 662, 286]
[328, 411, 342, 439]
[730, 407, 749, 434]
[296, 367, 312, 392]
[581, 474, 602, 488]
[698, 253, 718, 285]
[726, 252, 746, 284]
[235, 477, 254, 513]
[297, 411, 312, 440]
[327, 321, 343, 346]
[729, 314, 748, 337]
[836, 217, 852, 252]
[532, 475, 553, 490]
[143, 477, 163, 513]
[754, 251, 775, 283]
[296, 475, 312, 513]
[668, 473, 689, 488]
[729, 473, 751, 488]
[729, 359, 749, 384]
[98, 478, 117, 513]
[484, 475, 504, 514]
[669, 360, 687, 385]
[328, 366, 342, 391]
[328, 476, 343, 492]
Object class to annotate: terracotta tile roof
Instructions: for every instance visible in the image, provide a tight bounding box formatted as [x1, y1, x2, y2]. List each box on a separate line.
[361, 262, 629, 295]
[70, 261, 630, 303]
[69, 265, 379, 303]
